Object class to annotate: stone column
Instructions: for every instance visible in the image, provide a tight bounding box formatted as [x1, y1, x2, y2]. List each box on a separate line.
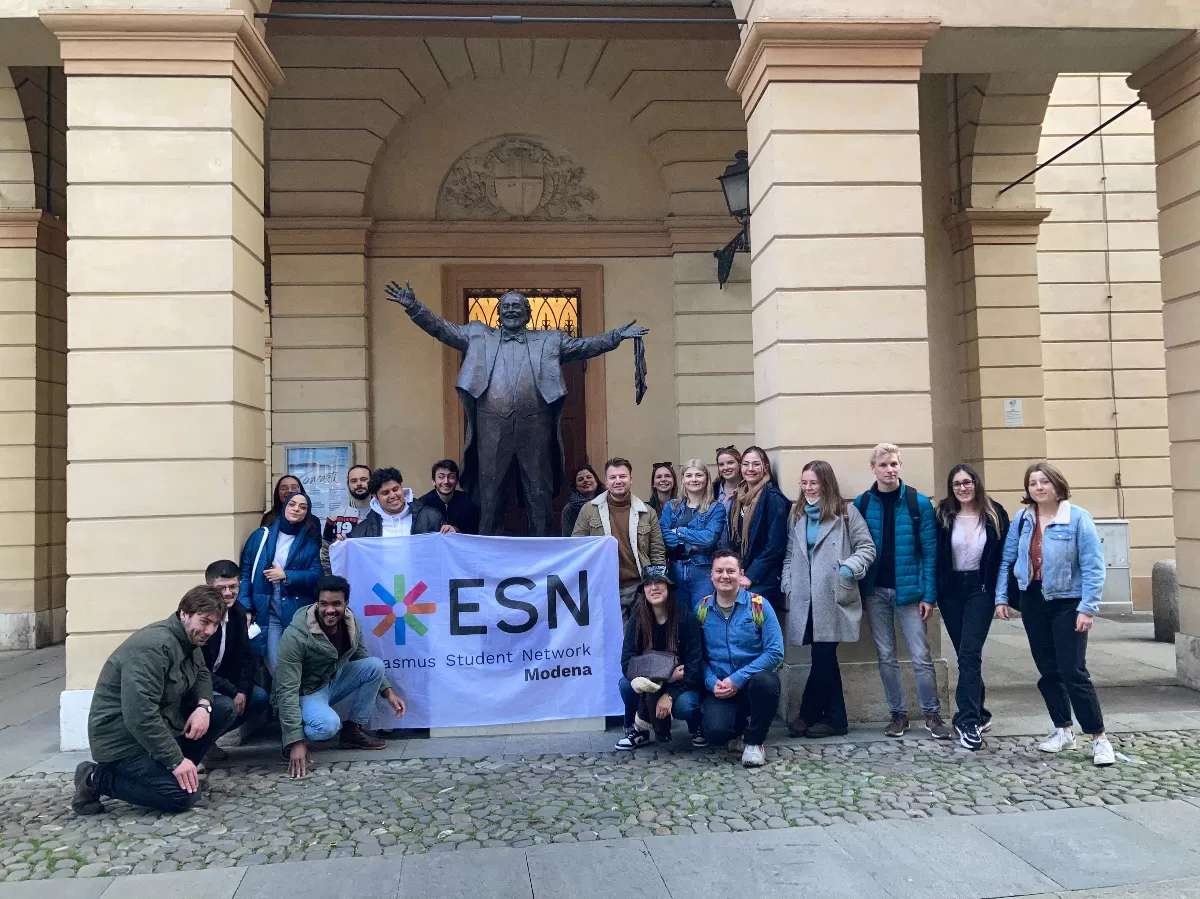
[727, 20, 946, 721]
[265, 217, 373, 479]
[945, 208, 1050, 511]
[1129, 38, 1200, 689]
[0, 210, 66, 648]
[41, 9, 282, 747]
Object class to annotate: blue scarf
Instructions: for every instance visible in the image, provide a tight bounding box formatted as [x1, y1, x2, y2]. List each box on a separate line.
[805, 502, 822, 560]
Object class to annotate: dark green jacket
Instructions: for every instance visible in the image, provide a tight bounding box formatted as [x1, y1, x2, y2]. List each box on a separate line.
[274, 605, 381, 747]
[88, 615, 212, 770]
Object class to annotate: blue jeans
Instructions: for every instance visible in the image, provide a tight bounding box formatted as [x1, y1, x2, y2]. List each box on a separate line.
[92, 696, 237, 813]
[618, 677, 701, 733]
[266, 616, 285, 674]
[865, 587, 940, 716]
[300, 657, 386, 741]
[672, 560, 713, 614]
[217, 684, 269, 730]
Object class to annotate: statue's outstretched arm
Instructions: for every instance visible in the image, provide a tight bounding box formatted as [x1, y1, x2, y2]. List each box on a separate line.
[384, 280, 469, 352]
[560, 320, 649, 363]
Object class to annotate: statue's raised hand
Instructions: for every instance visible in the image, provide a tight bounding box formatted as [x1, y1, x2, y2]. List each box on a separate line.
[385, 280, 417, 308]
[619, 320, 649, 340]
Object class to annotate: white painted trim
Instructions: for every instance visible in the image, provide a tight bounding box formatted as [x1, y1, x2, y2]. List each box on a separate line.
[60, 689, 94, 752]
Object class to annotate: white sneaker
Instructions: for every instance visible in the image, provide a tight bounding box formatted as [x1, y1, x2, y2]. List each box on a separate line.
[1092, 737, 1116, 767]
[741, 744, 766, 767]
[1037, 727, 1077, 753]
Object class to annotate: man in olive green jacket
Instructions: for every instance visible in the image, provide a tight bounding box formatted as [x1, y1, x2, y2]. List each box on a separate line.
[276, 574, 406, 778]
[72, 586, 237, 815]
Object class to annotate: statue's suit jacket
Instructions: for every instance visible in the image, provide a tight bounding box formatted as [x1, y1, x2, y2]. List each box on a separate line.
[406, 300, 624, 496]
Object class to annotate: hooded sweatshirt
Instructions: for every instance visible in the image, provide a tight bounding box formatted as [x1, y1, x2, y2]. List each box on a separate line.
[370, 490, 415, 536]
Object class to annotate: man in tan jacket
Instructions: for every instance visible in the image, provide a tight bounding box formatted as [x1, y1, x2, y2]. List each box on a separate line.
[573, 457, 666, 616]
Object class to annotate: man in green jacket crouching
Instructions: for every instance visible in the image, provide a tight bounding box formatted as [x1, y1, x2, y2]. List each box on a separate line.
[275, 574, 406, 778]
[72, 586, 236, 815]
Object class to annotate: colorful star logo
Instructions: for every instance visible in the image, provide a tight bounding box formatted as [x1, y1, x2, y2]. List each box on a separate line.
[365, 575, 435, 645]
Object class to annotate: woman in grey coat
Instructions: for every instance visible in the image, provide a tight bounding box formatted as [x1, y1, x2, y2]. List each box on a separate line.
[782, 460, 876, 737]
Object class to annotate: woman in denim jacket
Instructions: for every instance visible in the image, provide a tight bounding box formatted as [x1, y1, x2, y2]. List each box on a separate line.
[660, 460, 727, 613]
[995, 461, 1113, 766]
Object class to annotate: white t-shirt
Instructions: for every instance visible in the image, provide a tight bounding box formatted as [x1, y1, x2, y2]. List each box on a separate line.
[273, 532, 296, 570]
[951, 514, 986, 572]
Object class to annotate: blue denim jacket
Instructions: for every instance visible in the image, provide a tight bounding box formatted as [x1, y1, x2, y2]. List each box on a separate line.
[995, 502, 1106, 615]
[699, 589, 784, 691]
[659, 499, 727, 567]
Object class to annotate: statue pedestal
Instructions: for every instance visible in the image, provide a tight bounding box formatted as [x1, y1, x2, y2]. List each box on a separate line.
[430, 716, 605, 738]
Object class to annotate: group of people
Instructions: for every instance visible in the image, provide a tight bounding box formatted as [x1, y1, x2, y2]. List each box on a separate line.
[601, 443, 1113, 770]
[70, 440, 1113, 818]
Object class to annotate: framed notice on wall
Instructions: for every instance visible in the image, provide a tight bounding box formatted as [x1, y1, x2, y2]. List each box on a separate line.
[285, 444, 354, 525]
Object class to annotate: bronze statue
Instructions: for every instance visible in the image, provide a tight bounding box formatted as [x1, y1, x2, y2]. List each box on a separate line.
[385, 282, 648, 536]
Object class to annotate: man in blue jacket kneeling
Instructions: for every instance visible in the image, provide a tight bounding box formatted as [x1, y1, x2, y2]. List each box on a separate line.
[697, 548, 784, 768]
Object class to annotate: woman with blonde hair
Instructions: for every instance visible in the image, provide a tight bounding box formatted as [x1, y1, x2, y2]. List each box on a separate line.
[782, 460, 875, 737]
[726, 446, 792, 621]
[659, 460, 728, 612]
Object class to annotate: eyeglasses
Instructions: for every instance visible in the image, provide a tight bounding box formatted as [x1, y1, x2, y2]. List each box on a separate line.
[743, 461, 764, 469]
[952, 480, 975, 489]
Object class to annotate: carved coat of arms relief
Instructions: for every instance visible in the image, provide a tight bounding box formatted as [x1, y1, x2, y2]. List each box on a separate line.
[436, 135, 598, 221]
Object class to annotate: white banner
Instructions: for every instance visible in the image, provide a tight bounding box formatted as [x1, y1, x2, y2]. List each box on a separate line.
[329, 533, 623, 729]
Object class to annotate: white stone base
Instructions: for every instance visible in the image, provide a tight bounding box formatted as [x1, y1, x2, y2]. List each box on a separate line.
[0, 609, 65, 650]
[430, 716, 605, 738]
[1177, 633, 1200, 692]
[60, 689, 94, 752]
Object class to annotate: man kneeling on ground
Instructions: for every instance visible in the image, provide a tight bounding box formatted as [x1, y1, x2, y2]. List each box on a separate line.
[698, 548, 784, 767]
[72, 586, 236, 815]
[275, 574, 406, 778]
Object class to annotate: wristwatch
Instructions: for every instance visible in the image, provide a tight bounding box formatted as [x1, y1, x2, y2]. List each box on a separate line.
[197, 701, 212, 714]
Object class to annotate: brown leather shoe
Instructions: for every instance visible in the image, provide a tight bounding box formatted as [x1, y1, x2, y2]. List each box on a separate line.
[339, 722, 386, 750]
[786, 716, 808, 738]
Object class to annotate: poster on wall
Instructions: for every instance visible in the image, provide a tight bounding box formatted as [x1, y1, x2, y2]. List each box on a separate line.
[286, 444, 353, 524]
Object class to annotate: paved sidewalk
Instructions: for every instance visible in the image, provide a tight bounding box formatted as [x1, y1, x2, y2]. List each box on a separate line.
[1, 616, 1198, 896]
[2, 814, 1200, 898]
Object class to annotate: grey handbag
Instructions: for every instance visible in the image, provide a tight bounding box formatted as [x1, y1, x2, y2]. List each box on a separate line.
[625, 650, 678, 682]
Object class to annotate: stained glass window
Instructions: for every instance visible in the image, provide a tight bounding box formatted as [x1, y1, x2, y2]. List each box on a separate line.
[465, 288, 580, 336]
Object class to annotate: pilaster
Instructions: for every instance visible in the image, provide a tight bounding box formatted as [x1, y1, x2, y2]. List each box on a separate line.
[945, 207, 1051, 509]
[43, 9, 282, 747]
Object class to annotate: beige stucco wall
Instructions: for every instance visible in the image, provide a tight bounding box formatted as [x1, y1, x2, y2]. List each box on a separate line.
[1036, 73, 1169, 604]
[367, 255, 679, 491]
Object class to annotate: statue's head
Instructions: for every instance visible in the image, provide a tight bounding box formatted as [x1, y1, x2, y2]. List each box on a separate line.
[498, 291, 532, 332]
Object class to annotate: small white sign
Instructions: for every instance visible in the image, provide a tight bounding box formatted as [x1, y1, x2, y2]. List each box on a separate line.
[1003, 399, 1024, 428]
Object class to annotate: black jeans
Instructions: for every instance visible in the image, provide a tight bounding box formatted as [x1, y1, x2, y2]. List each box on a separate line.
[798, 607, 846, 730]
[1020, 582, 1105, 734]
[93, 696, 237, 813]
[940, 570, 994, 730]
[701, 671, 781, 746]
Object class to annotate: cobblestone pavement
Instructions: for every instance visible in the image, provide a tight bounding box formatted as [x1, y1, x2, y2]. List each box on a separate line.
[2, 731, 1199, 881]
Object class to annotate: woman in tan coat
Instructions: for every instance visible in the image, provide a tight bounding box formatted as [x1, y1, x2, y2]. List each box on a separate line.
[781, 460, 876, 737]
